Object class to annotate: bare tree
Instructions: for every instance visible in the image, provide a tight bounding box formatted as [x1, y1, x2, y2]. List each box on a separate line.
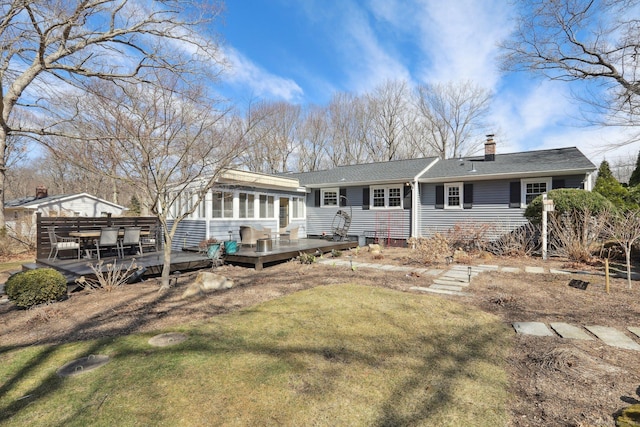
[297, 105, 331, 172]
[366, 79, 413, 162]
[52, 71, 243, 289]
[605, 210, 640, 289]
[502, 0, 640, 146]
[0, 0, 224, 229]
[414, 80, 492, 159]
[325, 92, 372, 166]
[242, 101, 300, 174]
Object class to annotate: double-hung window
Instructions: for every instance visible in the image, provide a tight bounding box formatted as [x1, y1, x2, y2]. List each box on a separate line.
[370, 185, 403, 209]
[321, 188, 338, 207]
[239, 193, 255, 219]
[522, 178, 551, 205]
[444, 183, 462, 208]
[291, 196, 305, 219]
[212, 191, 233, 218]
[259, 194, 274, 218]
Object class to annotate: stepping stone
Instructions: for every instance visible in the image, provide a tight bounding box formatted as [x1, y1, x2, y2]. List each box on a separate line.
[549, 322, 593, 340]
[433, 278, 469, 287]
[549, 269, 570, 275]
[525, 266, 545, 274]
[512, 322, 555, 336]
[585, 326, 640, 351]
[410, 286, 469, 296]
[430, 284, 464, 292]
[478, 264, 499, 270]
[501, 267, 522, 273]
[423, 269, 443, 276]
[628, 327, 640, 339]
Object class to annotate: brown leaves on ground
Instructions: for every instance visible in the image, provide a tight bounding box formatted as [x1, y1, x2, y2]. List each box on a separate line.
[1, 247, 639, 426]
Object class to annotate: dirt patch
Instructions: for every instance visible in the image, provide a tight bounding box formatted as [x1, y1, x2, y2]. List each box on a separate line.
[1, 247, 639, 426]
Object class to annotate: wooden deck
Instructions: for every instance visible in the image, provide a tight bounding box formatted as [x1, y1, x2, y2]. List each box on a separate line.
[31, 250, 212, 286]
[223, 238, 358, 270]
[30, 238, 358, 284]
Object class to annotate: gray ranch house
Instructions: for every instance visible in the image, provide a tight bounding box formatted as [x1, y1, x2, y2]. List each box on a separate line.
[287, 138, 597, 244]
[170, 139, 596, 248]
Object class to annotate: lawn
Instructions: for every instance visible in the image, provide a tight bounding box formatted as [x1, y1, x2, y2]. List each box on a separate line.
[0, 284, 510, 426]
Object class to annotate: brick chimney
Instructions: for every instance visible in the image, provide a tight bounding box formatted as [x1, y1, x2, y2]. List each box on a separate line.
[484, 134, 496, 161]
[35, 186, 48, 199]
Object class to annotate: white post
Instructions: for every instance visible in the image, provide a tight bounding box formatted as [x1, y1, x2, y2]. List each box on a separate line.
[542, 193, 548, 260]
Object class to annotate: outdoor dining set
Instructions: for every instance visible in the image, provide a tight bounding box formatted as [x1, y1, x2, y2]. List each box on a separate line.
[47, 226, 154, 261]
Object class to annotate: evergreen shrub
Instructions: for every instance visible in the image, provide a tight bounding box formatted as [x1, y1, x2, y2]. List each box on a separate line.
[5, 268, 67, 308]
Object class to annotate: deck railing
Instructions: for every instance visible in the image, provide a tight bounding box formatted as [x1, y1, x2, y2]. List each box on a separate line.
[35, 213, 162, 260]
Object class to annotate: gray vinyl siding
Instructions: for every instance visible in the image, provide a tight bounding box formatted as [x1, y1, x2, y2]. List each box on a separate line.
[306, 186, 411, 240]
[419, 174, 587, 240]
[168, 219, 207, 250]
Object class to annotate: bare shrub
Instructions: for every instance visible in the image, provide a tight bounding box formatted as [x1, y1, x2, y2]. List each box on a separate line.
[76, 259, 140, 292]
[489, 222, 539, 257]
[548, 208, 608, 263]
[410, 233, 451, 264]
[444, 222, 494, 253]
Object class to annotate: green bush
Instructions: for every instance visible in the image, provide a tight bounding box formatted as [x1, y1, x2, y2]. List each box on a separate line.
[524, 189, 614, 224]
[5, 268, 67, 308]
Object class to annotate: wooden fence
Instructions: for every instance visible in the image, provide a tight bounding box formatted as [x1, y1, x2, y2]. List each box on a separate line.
[36, 213, 161, 260]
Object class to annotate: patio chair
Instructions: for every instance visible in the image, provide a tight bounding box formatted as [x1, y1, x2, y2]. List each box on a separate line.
[94, 227, 121, 260]
[280, 226, 299, 243]
[140, 227, 160, 253]
[119, 227, 142, 257]
[206, 243, 224, 268]
[47, 227, 81, 260]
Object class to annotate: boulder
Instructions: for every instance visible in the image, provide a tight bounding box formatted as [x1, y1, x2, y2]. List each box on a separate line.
[181, 272, 234, 299]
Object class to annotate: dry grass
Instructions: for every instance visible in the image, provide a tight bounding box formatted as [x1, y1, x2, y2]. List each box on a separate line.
[0, 284, 511, 427]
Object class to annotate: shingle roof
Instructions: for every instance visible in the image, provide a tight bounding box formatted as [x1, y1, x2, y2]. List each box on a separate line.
[421, 147, 596, 181]
[285, 157, 438, 187]
[5, 194, 70, 208]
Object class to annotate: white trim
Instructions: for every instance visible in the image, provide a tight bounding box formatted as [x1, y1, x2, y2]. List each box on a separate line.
[369, 184, 404, 210]
[444, 182, 463, 209]
[521, 177, 552, 206]
[321, 187, 339, 207]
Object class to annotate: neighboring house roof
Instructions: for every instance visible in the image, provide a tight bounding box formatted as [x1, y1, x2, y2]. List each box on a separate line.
[5, 193, 125, 211]
[420, 147, 596, 182]
[285, 157, 439, 187]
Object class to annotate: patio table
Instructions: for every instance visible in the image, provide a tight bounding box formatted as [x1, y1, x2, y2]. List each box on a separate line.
[69, 229, 150, 258]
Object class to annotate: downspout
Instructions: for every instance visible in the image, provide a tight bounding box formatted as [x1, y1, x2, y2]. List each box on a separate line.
[411, 179, 419, 239]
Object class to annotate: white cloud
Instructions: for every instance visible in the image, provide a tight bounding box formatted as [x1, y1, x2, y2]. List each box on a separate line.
[222, 46, 304, 102]
[415, 0, 513, 88]
[331, 1, 412, 92]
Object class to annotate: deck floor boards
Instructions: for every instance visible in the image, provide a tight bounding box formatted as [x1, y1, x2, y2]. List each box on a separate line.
[33, 238, 358, 282]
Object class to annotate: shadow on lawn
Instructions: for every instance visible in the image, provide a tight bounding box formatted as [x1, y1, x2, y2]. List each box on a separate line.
[0, 267, 508, 425]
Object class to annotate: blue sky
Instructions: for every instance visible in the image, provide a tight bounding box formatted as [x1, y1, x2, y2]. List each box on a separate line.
[214, 0, 638, 169]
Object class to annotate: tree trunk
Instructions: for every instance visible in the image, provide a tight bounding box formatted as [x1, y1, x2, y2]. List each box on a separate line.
[0, 128, 7, 231]
[626, 245, 632, 290]
[159, 239, 173, 290]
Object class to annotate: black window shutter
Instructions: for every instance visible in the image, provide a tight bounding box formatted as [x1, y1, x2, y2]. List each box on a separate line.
[552, 179, 565, 189]
[509, 182, 521, 208]
[339, 188, 347, 206]
[403, 185, 412, 210]
[314, 190, 320, 207]
[463, 183, 473, 209]
[435, 185, 444, 209]
[362, 187, 370, 210]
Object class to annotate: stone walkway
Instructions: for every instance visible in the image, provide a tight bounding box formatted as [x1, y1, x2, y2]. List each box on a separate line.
[513, 321, 640, 351]
[318, 258, 640, 351]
